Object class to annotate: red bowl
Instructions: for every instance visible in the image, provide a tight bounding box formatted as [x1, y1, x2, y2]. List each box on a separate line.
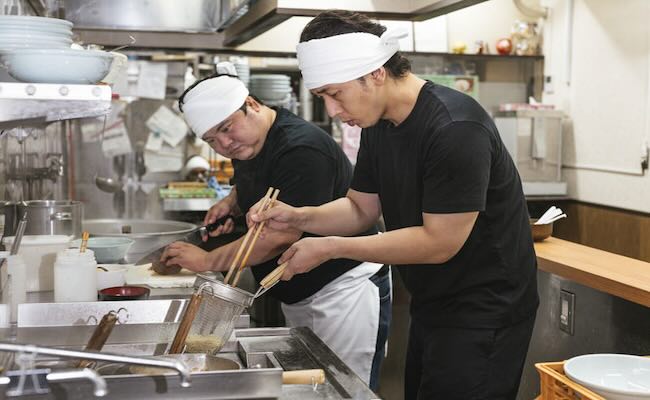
[99, 286, 150, 301]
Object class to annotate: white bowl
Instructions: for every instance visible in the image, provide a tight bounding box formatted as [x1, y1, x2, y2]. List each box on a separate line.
[96, 265, 127, 291]
[1, 48, 113, 84]
[565, 354, 650, 400]
[0, 32, 72, 40]
[0, 15, 73, 28]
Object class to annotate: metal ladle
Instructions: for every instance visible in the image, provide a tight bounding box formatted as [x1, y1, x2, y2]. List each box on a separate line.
[94, 174, 122, 193]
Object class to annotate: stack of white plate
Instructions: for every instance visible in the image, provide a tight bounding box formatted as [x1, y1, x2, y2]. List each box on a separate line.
[249, 74, 292, 102]
[232, 60, 250, 88]
[0, 16, 73, 52]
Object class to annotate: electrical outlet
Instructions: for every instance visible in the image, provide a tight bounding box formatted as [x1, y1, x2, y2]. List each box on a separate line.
[544, 75, 554, 94]
[559, 290, 575, 335]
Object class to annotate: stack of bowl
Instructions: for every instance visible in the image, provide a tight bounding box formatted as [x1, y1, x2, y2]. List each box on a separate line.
[249, 74, 292, 103]
[0, 15, 73, 52]
[0, 15, 113, 84]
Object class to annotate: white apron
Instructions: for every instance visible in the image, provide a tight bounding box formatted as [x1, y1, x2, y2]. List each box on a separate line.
[281, 261, 382, 385]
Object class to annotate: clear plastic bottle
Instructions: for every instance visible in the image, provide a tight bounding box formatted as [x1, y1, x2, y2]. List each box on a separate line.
[54, 248, 97, 302]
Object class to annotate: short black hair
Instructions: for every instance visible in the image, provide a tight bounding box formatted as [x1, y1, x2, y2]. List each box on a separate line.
[178, 72, 264, 113]
[300, 10, 411, 79]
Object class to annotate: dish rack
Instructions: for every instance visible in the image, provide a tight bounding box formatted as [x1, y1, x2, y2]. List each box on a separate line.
[535, 361, 605, 400]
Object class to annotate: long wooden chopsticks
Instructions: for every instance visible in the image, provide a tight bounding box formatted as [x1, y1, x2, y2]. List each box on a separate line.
[223, 187, 279, 287]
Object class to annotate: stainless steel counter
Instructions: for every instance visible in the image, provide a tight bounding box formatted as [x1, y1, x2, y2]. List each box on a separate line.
[0, 328, 378, 399]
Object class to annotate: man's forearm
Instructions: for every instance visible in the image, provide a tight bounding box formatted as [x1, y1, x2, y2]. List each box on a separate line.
[207, 230, 299, 271]
[298, 197, 376, 236]
[327, 227, 459, 265]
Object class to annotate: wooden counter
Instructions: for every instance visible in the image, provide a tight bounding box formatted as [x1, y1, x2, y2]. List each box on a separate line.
[535, 237, 650, 308]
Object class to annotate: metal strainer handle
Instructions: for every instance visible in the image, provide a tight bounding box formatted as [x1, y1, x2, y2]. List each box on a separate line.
[254, 262, 287, 299]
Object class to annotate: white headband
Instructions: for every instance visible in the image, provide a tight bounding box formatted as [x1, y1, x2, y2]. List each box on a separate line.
[181, 74, 248, 138]
[296, 28, 408, 90]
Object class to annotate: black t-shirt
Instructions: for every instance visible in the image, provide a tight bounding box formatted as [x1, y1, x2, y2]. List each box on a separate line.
[233, 107, 375, 304]
[351, 81, 538, 328]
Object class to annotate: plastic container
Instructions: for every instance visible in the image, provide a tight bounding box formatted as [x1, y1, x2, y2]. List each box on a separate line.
[5, 255, 26, 323]
[3, 235, 71, 292]
[96, 265, 127, 290]
[53, 248, 97, 302]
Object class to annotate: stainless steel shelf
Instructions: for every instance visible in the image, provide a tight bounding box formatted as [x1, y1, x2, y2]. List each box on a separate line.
[0, 82, 112, 130]
[163, 198, 219, 211]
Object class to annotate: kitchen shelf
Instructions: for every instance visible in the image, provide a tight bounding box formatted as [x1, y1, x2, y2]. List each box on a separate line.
[163, 197, 219, 212]
[0, 82, 112, 130]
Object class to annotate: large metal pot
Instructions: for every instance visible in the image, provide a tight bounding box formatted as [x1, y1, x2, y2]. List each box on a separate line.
[16, 200, 83, 239]
[0, 201, 16, 238]
[83, 219, 197, 263]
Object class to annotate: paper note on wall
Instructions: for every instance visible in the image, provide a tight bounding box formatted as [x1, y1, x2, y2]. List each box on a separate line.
[102, 120, 133, 157]
[136, 61, 168, 100]
[144, 143, 183, 173]
[146, 105, 188, 147]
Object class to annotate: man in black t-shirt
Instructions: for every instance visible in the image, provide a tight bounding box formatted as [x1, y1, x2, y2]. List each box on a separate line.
[159, 62, 390, 391]
[250, 11, 538, 400]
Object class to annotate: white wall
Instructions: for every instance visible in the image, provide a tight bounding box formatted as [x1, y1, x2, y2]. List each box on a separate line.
[543, 0, 650, 213]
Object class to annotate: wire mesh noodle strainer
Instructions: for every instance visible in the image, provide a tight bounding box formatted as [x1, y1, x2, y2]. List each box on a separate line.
[169, 274, 256, 355]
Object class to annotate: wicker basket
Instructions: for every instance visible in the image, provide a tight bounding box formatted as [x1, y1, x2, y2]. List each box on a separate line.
[535, 361, 605, 400]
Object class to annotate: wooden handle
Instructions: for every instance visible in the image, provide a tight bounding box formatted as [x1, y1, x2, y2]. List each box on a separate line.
[169, 293, 203, 354]
[282, 369, 325, 385]
[224, 187, 274, 284]
[231, 189, 280, 287]
[76, 312, 118, 368]
[260, 263, 287, 288]
[79, 231, 90, 253]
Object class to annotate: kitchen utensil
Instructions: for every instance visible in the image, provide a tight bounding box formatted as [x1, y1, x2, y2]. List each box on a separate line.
[53, 248, 97, 302]
[4, 234, 71, 292]
[1, 48, 113, 84]
[16, 200, 82, 239]
[109, 35, 136, 53]
[9, 212, 26, 255]
[94, 175, 122, 193]
[129, 353, 239, 375]
[83, 219, 198, 263]
[564, 354, 650, 400]
[254, 262, 287, 298]
[0, 201, 16, 240]
[76, 309, 125, 369]
[168, 289, 204, 354]
[127, 353, 325, 385]
[170, 274, 256, 354]
[133, 215, 234, 266]
[98, 286, 150, 301]
[124, 264, 196, 288]
[224, 187, 278, 286]
[79, 231, 90, 253]
[71, 237, 134, 263]
[231, 189, 279, 287]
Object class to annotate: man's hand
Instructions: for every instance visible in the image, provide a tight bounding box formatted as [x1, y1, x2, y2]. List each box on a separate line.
[203, 198, 236, 239]
[248, 199, 304, 232]
[276, 237, 335, 280]
[160, 241, 213, 272]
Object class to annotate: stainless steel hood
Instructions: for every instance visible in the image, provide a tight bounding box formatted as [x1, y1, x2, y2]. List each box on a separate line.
[224, 0, 489, 46]
[58, 0, 487, 51]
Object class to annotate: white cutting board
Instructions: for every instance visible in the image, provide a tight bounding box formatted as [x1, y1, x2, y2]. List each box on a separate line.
[124, 264, 197, 288]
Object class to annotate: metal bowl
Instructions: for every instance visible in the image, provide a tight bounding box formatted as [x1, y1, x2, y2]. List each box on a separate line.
[83, 219, 197, 263]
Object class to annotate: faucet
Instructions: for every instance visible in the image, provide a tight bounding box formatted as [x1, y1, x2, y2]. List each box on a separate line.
[0, 342, 192, 393]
